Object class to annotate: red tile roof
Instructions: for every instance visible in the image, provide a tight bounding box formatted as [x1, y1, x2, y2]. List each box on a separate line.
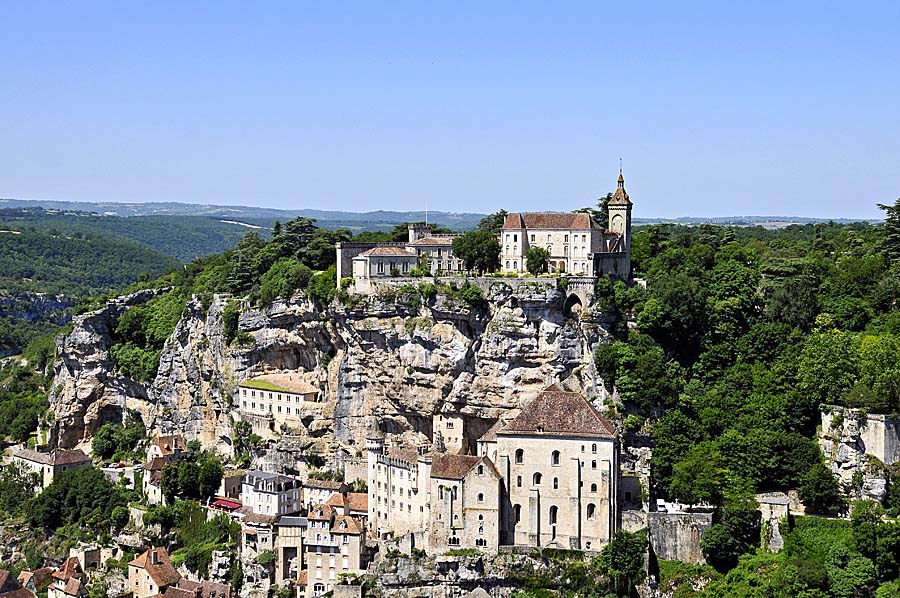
[477, 420, 505, 443]
[52, 558, 83, 583]
[151, 435, 186, 456]
[346, 493, 368, 513]
[129, 548, 181, 588]
[11, 448, 90, 467]
[330, 515, 363, 535]
[498, 385, 615, 438]
[407, 237, 456, 246]
[502, 213, 598, 230]
[431, 454, 499, 480]
[358, 247, 417, 257]
[308, 504, 335, 521]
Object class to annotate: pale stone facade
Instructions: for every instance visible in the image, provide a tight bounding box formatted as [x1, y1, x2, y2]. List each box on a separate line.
[365, 437, 431, 539]
[10, 448, 92, 491]
[428, 454, 502, 552]
[146, 435, 186, 462]
[128, 547, 181, 598]
[501, 172, 632, 278]
[274, 516, 306, 584]
[242, 470, 303, 517]
[237, 374, 321, 439]
[303, 505, 366, 598]
[47, 557, 86, 598]
[494, 386, 618, 550]
[432, 413, 467, 454]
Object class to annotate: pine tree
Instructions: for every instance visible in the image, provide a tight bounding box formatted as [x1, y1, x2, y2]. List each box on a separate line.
[878, 199, 900, 262]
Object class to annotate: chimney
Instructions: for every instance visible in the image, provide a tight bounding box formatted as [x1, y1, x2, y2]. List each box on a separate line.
[150, 550, 159, 565]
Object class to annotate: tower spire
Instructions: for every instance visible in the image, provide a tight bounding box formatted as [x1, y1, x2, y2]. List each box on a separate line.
[617, 158, 625, 189]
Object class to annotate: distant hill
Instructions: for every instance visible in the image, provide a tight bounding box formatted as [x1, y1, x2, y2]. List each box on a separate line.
[0, 199, 486, 233]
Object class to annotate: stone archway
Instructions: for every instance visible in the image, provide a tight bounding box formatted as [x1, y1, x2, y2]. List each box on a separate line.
[563, 293, 583, 317]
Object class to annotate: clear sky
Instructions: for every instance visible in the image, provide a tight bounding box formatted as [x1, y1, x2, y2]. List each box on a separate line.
[1, 2, 898, 219]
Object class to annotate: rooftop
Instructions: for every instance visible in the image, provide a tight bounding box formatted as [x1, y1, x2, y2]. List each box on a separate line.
[239, 374, 318, 395]
[129, 548, 181, 588]
[11, 448, 90, 467]
[502, 212, 600, 231]
[431, 454, 498, 480]
[498, 385, 615, 439]
[407, 236, 456, 246]
[357, 246, 417, 257]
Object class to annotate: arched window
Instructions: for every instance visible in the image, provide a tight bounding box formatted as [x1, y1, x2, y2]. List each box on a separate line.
[477, 493, 484, 502]
[514, 504, 521, 523]
[515, 449, 524, 464]
[513, 261, 517, 270]
[551, 451, 560, 466]
[553, 477, 559, 489]
[506, 260, 510, 269]
[516, 475, 522, 487]
[478, 514, 484, 521]
[592, 460, 597, 469]
[533, 472, 542, 485]
[591, 444, 597, 454]
[590, 483, 597, 493]
[477, 464, 484, 475]
[451, 487, 457, 500]
[438, 485, 445, 500]
[587, 503, 596, 520]
[476, 538, 487, 547]
[549, 506, 558, 525]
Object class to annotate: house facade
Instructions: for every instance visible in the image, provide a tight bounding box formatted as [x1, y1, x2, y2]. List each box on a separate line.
[241, 470, 303, 517]
[10, 449, 92, 490]
[427, 454, 502, 552]
[303, 505, 367, 598]
[365, 438, 431, 539]
[128, 547, 181, 598]
[236, 374, 321, 439]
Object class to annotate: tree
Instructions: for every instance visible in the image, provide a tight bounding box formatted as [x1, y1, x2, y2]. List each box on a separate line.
[877, 198, 900, 262]
[525, 247, 550, 276]
[668, 442, 725, 508]
[28, 467, 127, 531]
[700, 524, 744, 572]
[593, 528, 647, 596]
[451, 231, 501, 274]
[477, 210, 508, 233]
[798, 461, 842, 514]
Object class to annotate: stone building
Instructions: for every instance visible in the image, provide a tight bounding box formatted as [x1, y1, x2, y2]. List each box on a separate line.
[146, 435, 187, 462]
[10, 448, 92, 491]
[129, 547, 181, 598]
[0, 569, 35, 598]
[303, 479, 349, 512]
[303, 505, 367, 598]
[428, 454, 502, 552]
[500, 171, 632, 278]
[47, 558, 85, 598]
[365, 437, 431, 539]
[493, 386, 618, 550]
[242, 470, 303, 517]
[236, 375, 321, 439]
[336, 224, 462, 289]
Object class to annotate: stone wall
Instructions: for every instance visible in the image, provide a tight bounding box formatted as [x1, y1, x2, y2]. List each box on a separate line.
[647, 512, 713, 564]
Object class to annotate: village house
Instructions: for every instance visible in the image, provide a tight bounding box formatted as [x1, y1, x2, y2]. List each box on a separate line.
[240, 512, 277, 559]
[492, 385, 618, 550]
[0, 569, 34, 598]
[16, 569, 53, 594]
[47, 557, 86, 598]
[428, 454, 502, 552]
[303, 505, 367, 598]
[237, 375, 321, 440]
[10, 448, 92, 490]
[242, 470, 302, 517]
[273, 516, 306, 584]
[128, 547, 181, 598]
[302, 479, 349, 512]
[146, 434, 187, 462]
[365, 436, 431, 539]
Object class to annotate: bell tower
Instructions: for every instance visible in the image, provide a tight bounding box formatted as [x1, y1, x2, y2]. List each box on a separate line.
[607, 168, 633, 262]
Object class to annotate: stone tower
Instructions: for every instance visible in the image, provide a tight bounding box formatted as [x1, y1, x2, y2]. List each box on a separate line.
[408, 222, 432, 243]
[607, 169, 633, 261]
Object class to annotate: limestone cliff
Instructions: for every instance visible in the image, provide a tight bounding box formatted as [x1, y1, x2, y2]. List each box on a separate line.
[48, 281, 613, 459]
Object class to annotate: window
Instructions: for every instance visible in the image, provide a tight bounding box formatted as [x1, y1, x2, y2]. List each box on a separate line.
[513, 261, 517, 270]
[587, 503, 596, 520]
[553, 477, 559, 489]
[477, 465, 484, 475]
[514, 504, 521, 523]
[478, 514, 484, 521]
[533, 472, 542, 485]
[549, 506, 558, 525]
[564, 235, 568, 242]
[530, 234, 535, 242]
[517, 475, 522, 487]
[592, 460, 597, 469]
[547, 234, 551, 242]
[439, 486, 445, 500]
[476, 538, 487, 547]
[448, 536, 460, 546]
[590, 483, 597, 493]
[582, 234, 586, 243]
[506, 261, 510, 269]
[592, 444, 597, 454]
[515, 449, 524, 464]
[551, 451, 560, 466]
[477, 493, 484, 502]
[513, 234, 518, 242]
[377, 261, 384, 274]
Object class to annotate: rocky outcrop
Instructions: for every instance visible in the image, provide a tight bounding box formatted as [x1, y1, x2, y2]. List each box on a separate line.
[47, 288, 168, 448]
[819, 407, 900, 502]
[647, 511, 713, 565]
[49, 280, 614, 461]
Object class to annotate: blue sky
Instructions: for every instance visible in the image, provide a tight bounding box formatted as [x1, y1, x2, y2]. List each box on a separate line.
[1, 2, 898, 218]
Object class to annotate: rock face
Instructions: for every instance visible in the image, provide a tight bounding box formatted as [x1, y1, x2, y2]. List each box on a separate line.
[819, 407, 900, 502]
[48, 288, 168, 449]
[647, 512, 713, 565]
[49, 281, 613, 459]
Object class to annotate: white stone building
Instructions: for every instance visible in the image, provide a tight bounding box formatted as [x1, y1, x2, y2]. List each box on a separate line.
[242, 470, 303, 517]
[10, 448, 92, 491]
[428, 454, 502, 552]
[237, 374, 321, 439]
[500, 171, 633, 278]
[365, 437, 431, 539]
[491, 385, 618, 550]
